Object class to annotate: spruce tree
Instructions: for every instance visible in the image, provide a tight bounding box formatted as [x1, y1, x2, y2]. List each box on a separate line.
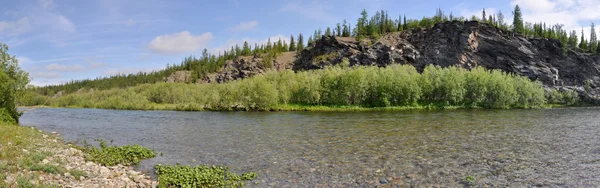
[297, 33, 304, 52]
[397, 15, 402, 31]
[242, 41, 251, 56]
[342, 20, 351, 37]
[482, 8, 486, 22]
[579, 28, 587, 51]
[590, 22, 597, 52]
[289, 35, 296, 51]
[512, 5, 524, 34]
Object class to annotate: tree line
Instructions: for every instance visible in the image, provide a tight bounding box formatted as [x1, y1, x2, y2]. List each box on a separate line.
[32, 5, 600, 96]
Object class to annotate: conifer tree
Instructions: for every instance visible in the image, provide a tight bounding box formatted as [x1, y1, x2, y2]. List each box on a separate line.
[591, 22, 597, 52]
[580, 28, 588, 51]
[482, 8, 487, 22]
[297, 33, 304, 52]
[512, 5, 524, 34]
[289, 35, 296, 51]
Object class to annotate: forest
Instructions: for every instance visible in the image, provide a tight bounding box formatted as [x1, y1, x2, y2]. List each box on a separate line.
[28, 5, 600, 97]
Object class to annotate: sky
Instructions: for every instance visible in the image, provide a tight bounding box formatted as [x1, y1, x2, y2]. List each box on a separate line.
[1, 0, 599, 86]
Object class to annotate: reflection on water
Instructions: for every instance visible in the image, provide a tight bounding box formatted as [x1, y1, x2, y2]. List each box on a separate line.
[20, 107, 600, 187]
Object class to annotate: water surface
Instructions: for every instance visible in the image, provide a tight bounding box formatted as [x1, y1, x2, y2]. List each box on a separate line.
[20, 108, 600, 187]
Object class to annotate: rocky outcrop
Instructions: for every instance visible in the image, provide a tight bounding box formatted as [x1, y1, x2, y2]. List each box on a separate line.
[294, 21, 600, 102]
[200, 52, 295, 83]
[165, 71, 192, 83]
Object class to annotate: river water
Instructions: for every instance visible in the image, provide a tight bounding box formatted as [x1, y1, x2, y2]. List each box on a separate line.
[19, 107, 600, 187]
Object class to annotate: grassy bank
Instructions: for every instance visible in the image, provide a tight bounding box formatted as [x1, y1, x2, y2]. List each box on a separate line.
[21, 65, 579, 111]
[0, 122, 65, 187]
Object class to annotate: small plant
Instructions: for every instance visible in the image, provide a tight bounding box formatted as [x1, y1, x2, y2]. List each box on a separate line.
[83, 140, 155, 166]
[69, 170, 87, 180]
[155, 164, 258, 188]
[28, 164, 58, 174]
[16, 176, 34, 188]
[464, 175, 476, 186]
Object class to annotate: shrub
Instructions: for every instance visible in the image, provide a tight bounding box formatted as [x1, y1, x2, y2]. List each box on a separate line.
[155, 164, 257, 188]
[83, 140, 155, 166]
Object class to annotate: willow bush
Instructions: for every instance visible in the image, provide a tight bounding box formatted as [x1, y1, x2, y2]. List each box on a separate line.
[46, 65, 549, 110]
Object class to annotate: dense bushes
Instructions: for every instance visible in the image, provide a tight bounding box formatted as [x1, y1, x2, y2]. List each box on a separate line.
[0, 43, 30, 123]
[83, 140, 156, 166]
[42, 65, 550, 110]
[154, 164, 257, 188]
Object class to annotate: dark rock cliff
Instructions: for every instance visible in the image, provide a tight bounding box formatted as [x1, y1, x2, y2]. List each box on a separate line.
[294, 21, 600, 102]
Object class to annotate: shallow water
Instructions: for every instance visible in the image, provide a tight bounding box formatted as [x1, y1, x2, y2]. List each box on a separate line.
[20, 107, 600, 187]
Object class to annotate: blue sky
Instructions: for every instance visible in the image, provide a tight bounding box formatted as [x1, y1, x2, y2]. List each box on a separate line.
[1, 0, 599, 86]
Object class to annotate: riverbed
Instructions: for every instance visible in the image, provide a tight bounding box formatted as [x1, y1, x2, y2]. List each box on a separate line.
[20, 107, 600, 187]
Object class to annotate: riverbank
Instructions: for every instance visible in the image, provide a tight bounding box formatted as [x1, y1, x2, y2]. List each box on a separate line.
[0, 122, 157, 187]
[21, 65, 581, 112]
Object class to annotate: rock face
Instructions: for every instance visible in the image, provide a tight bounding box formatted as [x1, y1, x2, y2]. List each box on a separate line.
[201, 52, 295, 83]
[165, 71, 192, 83]
[294, 21, 600, 102]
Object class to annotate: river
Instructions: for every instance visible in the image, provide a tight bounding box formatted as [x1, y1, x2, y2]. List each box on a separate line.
[19, 107, 600, 187]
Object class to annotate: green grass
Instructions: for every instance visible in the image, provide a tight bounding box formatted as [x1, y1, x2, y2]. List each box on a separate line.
[69, 170, 86, 180]
[82, 140, 156, 166]
[154, 164, 257, 188]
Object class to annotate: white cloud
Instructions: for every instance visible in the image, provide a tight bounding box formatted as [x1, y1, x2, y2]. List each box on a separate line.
[39, 0, 55, 9]
[229, 20, 259, 32]
[45, 64, 85, 72]
[0, 17, 33, 36]
[31, 72, 61, 79]
[149, 31, 213, 54]
[509, 0, 600, 39]
[280, 0, 335, 22]
[459, 7, 499, 21]
[55, 15, 76, 32]
[16, 57, 33, 65]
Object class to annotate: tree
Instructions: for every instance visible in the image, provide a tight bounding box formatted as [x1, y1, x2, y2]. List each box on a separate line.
[591, 22, 597, 52]
[356, 9, 369, 40]
[241, 41, 251, 56]
[568, 30, 578, 48]
[325, 27, 332, 36]
[297, 33, 304, 52]
[397, 15, 402, 31]
[342, 20, 351, 37]
[0, 43, 30, 124]
[482, 8, 487, 22]
[512, 5, 524, 34]
[289, 35, 296, 51]
[580, 28, 588, 50]
[497, 11, 506, 30]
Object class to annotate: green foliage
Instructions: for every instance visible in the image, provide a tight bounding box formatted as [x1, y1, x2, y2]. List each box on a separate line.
[0, 108, 16, 124]
[16, 176, 34, 188]
[43, 65, 548, 110]
[69, 170, 87, 180]
[0, 43, 30, 124]
[83, 140, 155, 166]
[512, 5, 524, 34]
[464, 175, 476, 186]
[154, 164, 257, 188]
[28, 164, 59, 174]
[546, 89, 579, 106]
